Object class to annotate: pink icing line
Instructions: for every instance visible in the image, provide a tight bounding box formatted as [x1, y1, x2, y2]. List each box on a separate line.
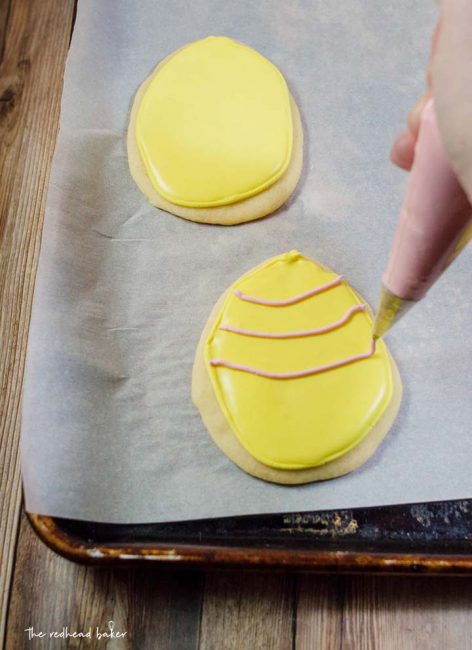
[210, 339, 377, 380]
[219, 304, 366, 339]
[234, 275, 343, 306]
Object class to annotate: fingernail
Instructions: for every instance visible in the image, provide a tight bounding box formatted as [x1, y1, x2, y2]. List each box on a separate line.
[408, 93, 431, 136]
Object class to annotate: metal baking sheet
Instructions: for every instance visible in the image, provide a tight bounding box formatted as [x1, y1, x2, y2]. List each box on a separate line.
[21, 0, 472, 525]
[30, 498, 472, 574]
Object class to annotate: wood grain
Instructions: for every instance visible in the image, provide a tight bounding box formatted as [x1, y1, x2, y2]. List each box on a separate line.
[0, 0, 75, 644]
[6, 511, 204, 649]
[296, 574, 472, 650]
[296, 575, 342, 649]
[0, 1, 11, 66]
[200, 572, 295, 650]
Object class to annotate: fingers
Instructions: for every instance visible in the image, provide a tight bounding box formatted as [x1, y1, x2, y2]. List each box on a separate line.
[390, 130, 416, 171]
[391, 20, 440, 171]
[407, 91, 431, 139]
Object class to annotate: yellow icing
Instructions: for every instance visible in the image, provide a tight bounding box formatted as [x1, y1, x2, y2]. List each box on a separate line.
[204, 251, 394, 470]
[135, 36, 293, 207]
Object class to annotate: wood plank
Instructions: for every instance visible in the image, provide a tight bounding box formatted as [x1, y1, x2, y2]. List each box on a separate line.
[6, 512, 204, 649]
[200, 572, 295, 650]
[344, 576, 472, 650]
[0, 0, 11, 65]
[297, 575, 472, 650]
[296, 575, 342, 649]
[0, 0, 75, 644]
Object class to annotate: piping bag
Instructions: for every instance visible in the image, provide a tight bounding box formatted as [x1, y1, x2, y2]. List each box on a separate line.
[373, 98, 472, 338]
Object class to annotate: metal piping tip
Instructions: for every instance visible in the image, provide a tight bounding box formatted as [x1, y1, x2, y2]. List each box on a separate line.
[372, 286, 415, 339]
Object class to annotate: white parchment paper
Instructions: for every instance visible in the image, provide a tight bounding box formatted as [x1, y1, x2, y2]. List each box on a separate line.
[22, 0, 472, 524]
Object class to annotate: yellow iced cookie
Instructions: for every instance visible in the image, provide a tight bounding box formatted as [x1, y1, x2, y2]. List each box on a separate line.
[127, 37, 303, 224]
[192, 251, 402, 484]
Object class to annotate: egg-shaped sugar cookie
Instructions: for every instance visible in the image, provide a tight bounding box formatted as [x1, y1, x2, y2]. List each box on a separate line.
[192, 251, 402, 484]
[127, 37, 303, 224]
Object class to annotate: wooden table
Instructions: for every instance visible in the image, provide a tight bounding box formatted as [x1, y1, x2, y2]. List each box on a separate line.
[1, 2, 472, 648]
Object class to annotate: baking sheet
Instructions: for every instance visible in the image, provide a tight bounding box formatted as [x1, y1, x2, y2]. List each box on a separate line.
[21, 0, 472, 524]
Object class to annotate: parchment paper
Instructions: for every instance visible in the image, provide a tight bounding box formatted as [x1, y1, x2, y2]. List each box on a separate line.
[22, 0, 472, 524]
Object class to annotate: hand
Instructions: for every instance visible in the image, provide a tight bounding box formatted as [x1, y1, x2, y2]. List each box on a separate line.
[390, 0, 472, 203]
